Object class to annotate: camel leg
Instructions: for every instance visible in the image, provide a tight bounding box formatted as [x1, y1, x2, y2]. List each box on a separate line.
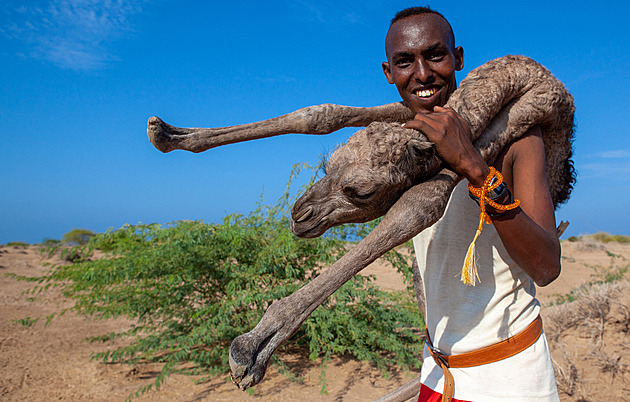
[230, 97, 539, 389]
[147, 102, 414, 153]
[229, 169, 459, 390]
[411, 258, 426, 318]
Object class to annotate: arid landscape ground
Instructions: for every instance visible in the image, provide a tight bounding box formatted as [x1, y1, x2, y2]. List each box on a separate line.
[1, 235, 629, 401]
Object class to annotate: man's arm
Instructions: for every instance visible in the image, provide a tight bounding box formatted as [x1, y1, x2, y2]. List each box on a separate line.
[489, 127, 561, 286]
[403, 106, 561, 286]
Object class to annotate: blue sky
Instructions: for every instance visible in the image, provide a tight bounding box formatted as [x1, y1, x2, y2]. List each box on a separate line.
[1, 0, 629, 244]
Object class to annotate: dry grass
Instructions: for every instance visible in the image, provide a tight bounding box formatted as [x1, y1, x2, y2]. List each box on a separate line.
[545, 282, 619, 343]
[544, 279, 630, 400]
[574, 236, 606, 252]
[545, 303, 581, 344]
[617, 303, 630, 334]
[552, 346, 587, 398]
[567, 232, 630, 246]
[578, 283, 616, 344]
[589, 348, 627, 383]
[591, 232, 630, 244]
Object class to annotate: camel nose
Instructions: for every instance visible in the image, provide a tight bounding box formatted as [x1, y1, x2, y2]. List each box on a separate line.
[294, 206, 313, 223]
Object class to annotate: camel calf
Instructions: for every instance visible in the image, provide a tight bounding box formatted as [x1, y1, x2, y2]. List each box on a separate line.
[147, 55, 575, 400]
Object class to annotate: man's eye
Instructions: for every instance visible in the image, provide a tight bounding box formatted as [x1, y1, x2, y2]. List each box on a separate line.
[428, 53, 445, 61]
[395, 59, 412, 67]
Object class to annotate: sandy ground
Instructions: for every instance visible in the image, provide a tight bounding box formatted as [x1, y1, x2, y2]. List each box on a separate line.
[1, 237, 629, 401]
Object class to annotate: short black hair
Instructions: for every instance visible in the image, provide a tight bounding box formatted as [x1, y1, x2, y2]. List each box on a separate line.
[390, 6, 455, 49]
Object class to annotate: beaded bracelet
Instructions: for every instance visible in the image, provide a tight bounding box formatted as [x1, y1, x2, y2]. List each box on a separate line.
[470, 183, 515, 218]
[460, 167, 521, 286]
[468, 175, 507, 203]
[486, 189, 516, 218]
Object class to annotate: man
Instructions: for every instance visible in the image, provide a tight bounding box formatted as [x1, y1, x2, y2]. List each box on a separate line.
[382, 7, 561, 401]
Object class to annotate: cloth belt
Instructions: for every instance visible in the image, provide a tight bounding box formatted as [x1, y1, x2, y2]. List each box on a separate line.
[425, 315, 543, 402]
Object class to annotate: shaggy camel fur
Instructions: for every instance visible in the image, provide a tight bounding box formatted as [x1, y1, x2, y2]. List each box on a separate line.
[147, 55, 575, 400]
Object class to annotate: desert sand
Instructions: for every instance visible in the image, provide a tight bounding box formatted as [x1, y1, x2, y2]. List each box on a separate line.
[1, 236, 628, 401]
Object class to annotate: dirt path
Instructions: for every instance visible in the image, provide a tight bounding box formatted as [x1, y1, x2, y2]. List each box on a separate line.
[1, 238, 628, 401]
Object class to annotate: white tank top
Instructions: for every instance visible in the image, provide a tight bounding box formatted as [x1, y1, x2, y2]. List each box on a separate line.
[413, 182, 558, 401]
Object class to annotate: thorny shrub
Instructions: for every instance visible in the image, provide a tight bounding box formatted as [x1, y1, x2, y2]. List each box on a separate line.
[10, 163, 424, 397]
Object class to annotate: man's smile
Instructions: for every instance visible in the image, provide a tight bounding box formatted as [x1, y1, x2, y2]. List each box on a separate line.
[415, 87, 439, 98]
[407, 86, 446, 111]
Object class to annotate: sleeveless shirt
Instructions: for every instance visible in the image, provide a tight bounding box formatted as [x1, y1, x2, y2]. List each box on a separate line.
[412, 182, 558, 401]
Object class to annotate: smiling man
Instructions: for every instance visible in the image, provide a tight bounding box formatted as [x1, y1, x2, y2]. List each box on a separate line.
[382, 7, 561, 402]
[383, 9, 463, 116]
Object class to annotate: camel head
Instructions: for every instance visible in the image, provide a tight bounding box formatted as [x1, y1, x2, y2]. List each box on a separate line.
[290, 122, 443, 238]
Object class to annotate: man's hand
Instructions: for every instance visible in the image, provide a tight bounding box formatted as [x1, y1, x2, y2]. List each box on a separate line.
[405, 108, 561, 286]
[403, 106, 489, 187]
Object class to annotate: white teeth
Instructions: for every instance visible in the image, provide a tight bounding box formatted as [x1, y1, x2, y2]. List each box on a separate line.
[416, 88, 437, 98]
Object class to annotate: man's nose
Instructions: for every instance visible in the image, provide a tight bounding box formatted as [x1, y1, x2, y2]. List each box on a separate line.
[413, 59, 434, 83]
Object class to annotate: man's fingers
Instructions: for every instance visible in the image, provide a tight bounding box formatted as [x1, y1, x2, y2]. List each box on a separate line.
[432, 106, 461, 121]
[402, 108, 470, 144]
[402, 119, 447, 145]
[412, 113, 442, 127]
[430, 106, 472, 137]
[401, 119, 431, 131]
[402, 113, 437, 128]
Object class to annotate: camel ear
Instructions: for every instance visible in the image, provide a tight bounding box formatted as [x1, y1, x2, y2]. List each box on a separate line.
[400, 138, 435, 177]
[406, 138, 434, 156]
[402, 138, 435, 174]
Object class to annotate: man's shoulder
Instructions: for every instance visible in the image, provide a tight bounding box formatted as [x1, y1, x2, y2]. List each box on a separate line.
[499, 124, 546, 173]
[509, 125, 545, 155]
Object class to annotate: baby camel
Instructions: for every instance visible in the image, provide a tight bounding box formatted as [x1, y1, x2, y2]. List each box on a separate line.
[147, 55, 575, 400]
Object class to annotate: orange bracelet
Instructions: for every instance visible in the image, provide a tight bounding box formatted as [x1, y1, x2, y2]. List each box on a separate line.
[460, 167, 520, 286]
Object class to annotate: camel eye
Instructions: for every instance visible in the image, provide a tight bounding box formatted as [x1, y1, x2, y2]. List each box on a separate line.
[354, 191, 375, 200]
[343, 184, 375, 201]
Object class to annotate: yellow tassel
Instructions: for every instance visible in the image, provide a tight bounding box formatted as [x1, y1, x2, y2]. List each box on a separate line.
[461, 228, 482, 285]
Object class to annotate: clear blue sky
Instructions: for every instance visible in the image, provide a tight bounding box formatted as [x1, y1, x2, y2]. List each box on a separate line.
[1, 0, 629, 244]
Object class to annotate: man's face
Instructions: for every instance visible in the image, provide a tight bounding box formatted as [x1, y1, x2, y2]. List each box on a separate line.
[382, 13, 464, 114]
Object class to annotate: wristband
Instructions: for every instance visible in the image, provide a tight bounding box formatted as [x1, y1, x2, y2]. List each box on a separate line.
[468, 178, 508, 204]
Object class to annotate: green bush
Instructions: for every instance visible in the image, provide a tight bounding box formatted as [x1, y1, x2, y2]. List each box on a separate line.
[17, 166, 423, 396]
[591, 232, 630, 244]
[62, 228, 96, 245]
[6, 241, 29, 247]
[42, 238, 60, 246]
[611, 234, 630, 243]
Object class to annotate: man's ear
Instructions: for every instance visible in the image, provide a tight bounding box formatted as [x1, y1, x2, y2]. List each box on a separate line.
[455, 46, 464, 71]
[382, 61, 394, 84]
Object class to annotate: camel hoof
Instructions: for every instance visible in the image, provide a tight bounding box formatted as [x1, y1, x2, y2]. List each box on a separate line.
[147, 116, 177, 153]
[229, 332, 270, 390]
